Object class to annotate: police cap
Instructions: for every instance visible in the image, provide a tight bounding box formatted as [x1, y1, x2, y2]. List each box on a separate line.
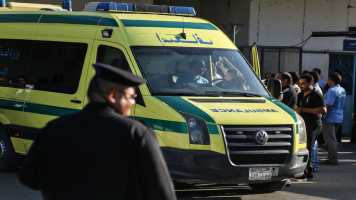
[93, 63, 146, 86]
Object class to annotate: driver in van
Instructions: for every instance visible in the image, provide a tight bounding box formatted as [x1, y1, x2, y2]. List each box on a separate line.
[175, 59, 209, 88]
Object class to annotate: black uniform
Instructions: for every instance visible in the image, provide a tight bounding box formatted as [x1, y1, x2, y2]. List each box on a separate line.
[297, 89, 326, 176]
[282, 85, 297, 110]
[19, 102, 176, 200]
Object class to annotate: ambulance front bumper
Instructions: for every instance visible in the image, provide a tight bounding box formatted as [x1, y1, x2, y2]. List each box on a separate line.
[161, 147, 308, 184]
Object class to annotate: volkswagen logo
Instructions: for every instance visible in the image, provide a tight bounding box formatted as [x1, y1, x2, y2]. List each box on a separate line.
[255, 131, 268, 145]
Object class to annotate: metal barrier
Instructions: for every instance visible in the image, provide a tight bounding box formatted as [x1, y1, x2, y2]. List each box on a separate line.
[238, 46, 303, 78]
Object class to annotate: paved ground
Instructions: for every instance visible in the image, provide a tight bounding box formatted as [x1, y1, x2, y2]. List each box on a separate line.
[1, 139, 355, 200]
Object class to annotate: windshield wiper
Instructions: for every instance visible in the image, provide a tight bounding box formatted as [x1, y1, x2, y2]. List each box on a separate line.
[205, 91, 261, 97]
[205, 91, 224, 94]
[228, 92, 261, 97]
[154, 92, 208, 96]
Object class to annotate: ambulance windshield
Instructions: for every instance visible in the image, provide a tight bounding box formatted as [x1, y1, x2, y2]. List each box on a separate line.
[132, 47, 269, 97]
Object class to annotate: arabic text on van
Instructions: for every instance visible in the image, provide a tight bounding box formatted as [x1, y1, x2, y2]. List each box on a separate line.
[0, 47, 20, 60]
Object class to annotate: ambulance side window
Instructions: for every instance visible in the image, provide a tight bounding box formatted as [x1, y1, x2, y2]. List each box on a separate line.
[0, 39, 32, 87]
[28, 41, 87, 94]
[96, 45, 131, 72]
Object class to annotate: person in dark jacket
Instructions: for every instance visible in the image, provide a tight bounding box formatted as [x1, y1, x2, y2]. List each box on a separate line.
[19, 63, 177, 200]
[296, 75, 326, 180]
[275, 72, 297, 110]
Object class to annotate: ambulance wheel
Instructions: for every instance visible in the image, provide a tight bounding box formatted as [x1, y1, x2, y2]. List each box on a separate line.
[248, 180, 287, 193]
[0, 129, 22, 171]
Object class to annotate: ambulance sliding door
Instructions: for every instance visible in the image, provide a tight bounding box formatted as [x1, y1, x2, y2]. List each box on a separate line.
[23, 40, 91, 130]
[90, 41, 138, 116]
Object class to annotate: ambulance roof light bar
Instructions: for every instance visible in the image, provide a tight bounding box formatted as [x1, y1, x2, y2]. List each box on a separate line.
[1, 0, 6, 7]
[95, 2, 196, 16]
[62, 0, 72, 11]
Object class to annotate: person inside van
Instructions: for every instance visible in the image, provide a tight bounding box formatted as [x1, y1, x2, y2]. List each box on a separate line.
[175, 59, 209, 88]
[0, 75, 7, 83]
[35, 78, 50, 90]
[231, 75, 247, 90]
[214, 56, 242, 77]
[217, 69, 246, 90]
[225, 69, 239, 82]
[212, 64, 223, 80]
[18, 75, 28, 85]
[18, 75, 35, 89]
[40, 74, 71, 94]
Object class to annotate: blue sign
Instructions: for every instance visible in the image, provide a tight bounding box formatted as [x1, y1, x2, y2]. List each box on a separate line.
[156, 33, 213, 46]
[343, 40, 356, 51]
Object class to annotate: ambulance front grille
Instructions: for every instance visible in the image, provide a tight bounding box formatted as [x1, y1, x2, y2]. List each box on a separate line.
[221, 125, 294, 165]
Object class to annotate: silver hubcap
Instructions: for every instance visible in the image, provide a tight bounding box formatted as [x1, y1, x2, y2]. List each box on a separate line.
[0, 138, 6, 163]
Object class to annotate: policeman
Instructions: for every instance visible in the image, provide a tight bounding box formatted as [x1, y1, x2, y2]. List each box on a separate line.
[19, 63, 177, 200]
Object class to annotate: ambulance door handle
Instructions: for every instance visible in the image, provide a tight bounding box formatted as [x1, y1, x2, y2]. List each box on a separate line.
[71, 100, 82, 104]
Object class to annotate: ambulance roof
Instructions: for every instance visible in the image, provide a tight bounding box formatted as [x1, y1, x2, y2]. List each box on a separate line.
[0, 2, 236, 49]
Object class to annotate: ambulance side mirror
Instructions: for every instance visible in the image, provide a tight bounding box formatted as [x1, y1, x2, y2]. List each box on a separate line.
[267, 78, 282, 100]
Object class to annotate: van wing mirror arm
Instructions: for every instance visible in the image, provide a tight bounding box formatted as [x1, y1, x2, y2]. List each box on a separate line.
[267, 78, 282, 100]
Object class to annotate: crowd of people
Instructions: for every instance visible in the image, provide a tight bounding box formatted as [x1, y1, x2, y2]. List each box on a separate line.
[263, 68, 347, 184]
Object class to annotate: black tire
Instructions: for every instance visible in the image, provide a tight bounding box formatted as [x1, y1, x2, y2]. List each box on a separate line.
[248, 180, 287, 193]
[0, 129, 22, 171]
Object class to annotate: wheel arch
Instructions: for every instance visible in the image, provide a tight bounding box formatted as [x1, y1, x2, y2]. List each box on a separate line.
[0, 126, 22, 171]
[0, 113, 11, 127]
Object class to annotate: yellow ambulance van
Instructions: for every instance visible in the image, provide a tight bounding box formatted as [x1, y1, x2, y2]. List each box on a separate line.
[0, 2, 308, 192]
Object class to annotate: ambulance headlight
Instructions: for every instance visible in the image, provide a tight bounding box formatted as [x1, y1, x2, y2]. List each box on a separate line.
[297, 113, 307, 144]
[179, 112, 210, 145]
[190, 130, 202, 143]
